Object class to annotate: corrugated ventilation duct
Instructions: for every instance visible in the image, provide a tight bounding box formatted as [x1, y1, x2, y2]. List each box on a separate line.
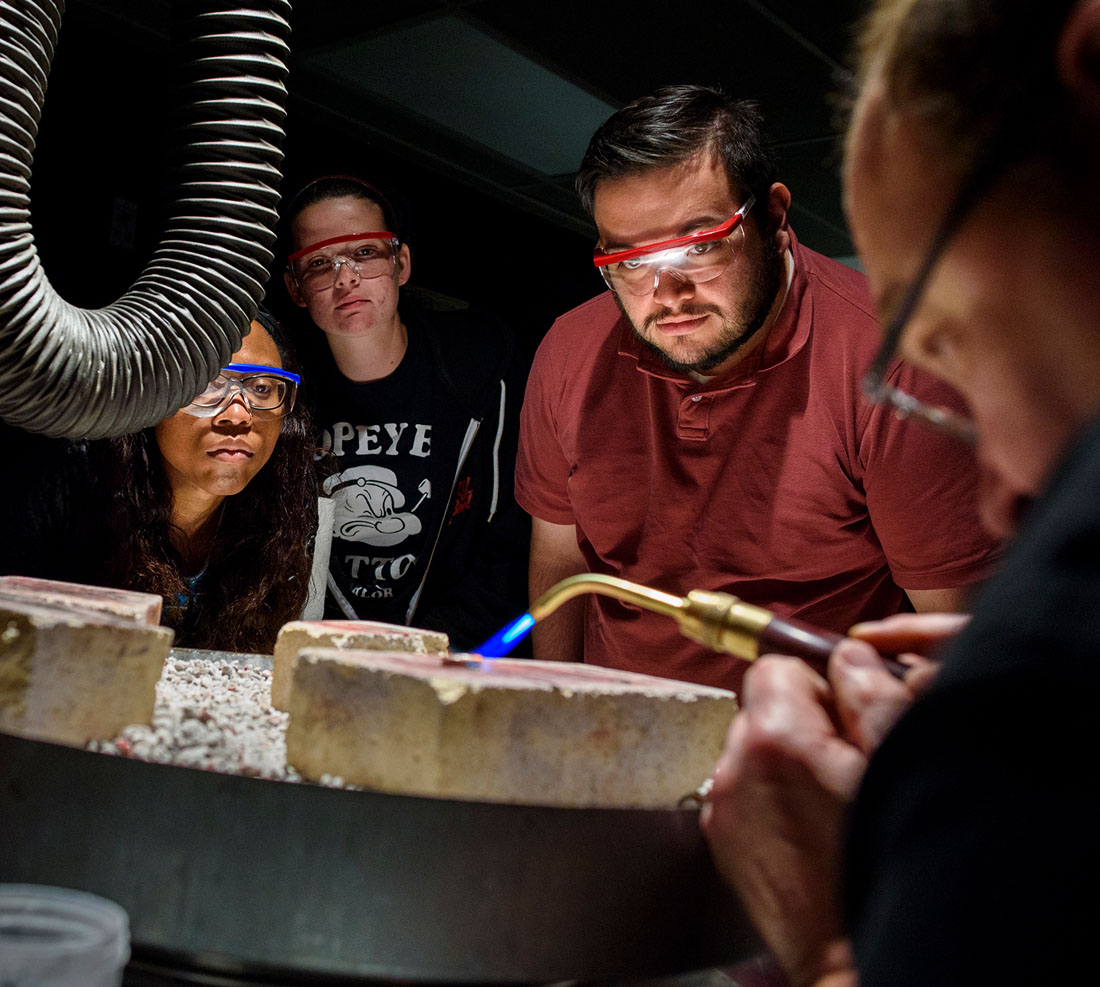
[0, 0, 291, 438]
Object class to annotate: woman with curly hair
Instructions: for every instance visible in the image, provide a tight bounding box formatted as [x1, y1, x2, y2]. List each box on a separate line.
[1, 308, 325, 654]
[102, 308, 323, 652]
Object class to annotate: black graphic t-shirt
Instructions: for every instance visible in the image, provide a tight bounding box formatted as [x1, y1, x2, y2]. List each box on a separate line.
[315, 328, 455, 624]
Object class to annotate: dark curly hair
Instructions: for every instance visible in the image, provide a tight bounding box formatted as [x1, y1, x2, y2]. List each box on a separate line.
[98, 308, 319, 654]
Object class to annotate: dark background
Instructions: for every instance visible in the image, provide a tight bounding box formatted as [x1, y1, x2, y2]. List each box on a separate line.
[33, 0, 867, 364]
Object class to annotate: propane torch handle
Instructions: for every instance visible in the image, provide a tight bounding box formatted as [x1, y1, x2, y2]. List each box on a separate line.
[678, 589, 907, 679]
[757, 617, 843, 669]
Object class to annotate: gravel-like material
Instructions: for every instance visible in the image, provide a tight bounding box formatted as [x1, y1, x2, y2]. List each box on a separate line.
[87, 657, 347, 787]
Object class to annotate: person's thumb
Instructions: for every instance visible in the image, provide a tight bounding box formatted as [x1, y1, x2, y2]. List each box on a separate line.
[830, 638, 914, 753]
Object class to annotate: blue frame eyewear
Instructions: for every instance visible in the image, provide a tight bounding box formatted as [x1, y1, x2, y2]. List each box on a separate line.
[184, 363, 301, 420]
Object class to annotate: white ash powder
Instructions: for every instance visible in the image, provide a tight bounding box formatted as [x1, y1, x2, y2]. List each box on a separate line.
[87, 657, 348, 787]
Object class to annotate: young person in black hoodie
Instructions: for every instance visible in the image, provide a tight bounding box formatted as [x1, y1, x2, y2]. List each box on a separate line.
[283, 176, 529, 651]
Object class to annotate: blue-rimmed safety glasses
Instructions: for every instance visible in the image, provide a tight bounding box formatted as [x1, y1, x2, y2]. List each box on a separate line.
[593, 195, 756, 296]
[183, 363, 300, 421]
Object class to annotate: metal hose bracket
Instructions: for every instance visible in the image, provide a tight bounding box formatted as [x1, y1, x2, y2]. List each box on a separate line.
[0, 0, 292, 438]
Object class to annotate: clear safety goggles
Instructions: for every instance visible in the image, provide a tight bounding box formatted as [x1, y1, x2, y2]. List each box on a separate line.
[183, 363, 300, 421]
[286, 231, 399, 294]
[593, 195, 755, 296]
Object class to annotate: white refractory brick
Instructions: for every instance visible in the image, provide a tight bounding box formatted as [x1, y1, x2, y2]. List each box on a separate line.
[0, 576, 163, 625]
[0, 597, 173, 746]
[271, 620, 449, 710]
[285, 651, 738, 809]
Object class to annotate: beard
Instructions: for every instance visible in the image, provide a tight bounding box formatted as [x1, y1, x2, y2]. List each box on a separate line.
[620, 233, 786, 375]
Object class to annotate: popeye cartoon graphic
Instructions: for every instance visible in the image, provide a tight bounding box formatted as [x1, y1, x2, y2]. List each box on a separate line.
[323, 466, 430, 548]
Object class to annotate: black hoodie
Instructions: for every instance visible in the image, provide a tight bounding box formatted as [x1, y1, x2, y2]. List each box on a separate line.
[311, 304, 531, 652]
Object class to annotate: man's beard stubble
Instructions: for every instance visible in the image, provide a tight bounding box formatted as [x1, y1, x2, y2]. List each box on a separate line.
[618, 233, 786, 375]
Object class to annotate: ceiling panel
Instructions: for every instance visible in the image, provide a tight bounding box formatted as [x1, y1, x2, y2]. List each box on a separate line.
[284, 0, 866, 254]
[308, 15, 617, 176]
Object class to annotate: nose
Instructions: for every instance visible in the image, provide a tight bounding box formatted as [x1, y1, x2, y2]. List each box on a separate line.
[332, 256, 361, 288]
[652, 266, 694, 306]
[215, 389, 253, 425]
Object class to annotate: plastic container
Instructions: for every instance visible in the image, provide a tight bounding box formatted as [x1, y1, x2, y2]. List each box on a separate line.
[0, 884, 130, 986]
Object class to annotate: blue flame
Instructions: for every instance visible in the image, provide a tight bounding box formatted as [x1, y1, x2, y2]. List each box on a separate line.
[473, 612, 536, 658]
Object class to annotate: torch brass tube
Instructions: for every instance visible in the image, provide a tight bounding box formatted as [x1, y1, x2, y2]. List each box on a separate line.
[529, 575, 774, 661]
[523, 573, 903, 677]
[528, 573, 686, 622]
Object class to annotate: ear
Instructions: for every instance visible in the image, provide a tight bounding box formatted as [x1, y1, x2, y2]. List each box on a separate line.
[766, 182, 793, 253]
[396, 242, 412, 288]
[284, 268, 307, 308]
[1057, 0, 1100, 117]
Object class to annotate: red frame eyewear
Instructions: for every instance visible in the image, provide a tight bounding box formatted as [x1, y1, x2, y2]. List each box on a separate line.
[592, 196, 755, 269]
[287, 231, 397, 267]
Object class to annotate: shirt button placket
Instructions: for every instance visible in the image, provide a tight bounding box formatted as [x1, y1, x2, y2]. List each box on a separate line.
[678, 392, 711, 440]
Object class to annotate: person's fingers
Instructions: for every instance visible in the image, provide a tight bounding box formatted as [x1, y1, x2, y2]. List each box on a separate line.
[701, 655, 866, 984]
[848, 611, 969, 657]
[707, 659, 819, 802]
[741, 652, 829, 714]
[829, 638, 916, 753]
[900, 655, 940, 695]
[716, 656, 867, 798]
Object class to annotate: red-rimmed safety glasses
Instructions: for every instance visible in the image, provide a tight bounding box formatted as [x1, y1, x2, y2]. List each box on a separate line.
[593, 195, 756, 296]
[287, 232, 399, 295]
[183, 363, 300, 421]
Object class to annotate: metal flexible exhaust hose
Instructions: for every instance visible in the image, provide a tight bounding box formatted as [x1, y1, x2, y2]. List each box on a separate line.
[0, 0, 291, 438]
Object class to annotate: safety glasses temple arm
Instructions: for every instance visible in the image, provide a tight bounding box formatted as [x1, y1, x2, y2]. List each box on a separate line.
[224, 363, 301, 385]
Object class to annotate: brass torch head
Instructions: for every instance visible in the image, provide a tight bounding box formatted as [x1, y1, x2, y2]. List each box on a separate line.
[677, 590, 772, 661]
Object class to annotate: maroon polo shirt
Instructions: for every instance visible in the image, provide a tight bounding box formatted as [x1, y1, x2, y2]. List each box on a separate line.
[516, 235, 1000, 693]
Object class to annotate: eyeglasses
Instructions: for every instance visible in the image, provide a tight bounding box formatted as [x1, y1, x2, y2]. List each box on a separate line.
[592, 195, 756, 296]
[287, 232, 399, 294]
[184, 363, 300, 420]
[860, 150, 1012, 445]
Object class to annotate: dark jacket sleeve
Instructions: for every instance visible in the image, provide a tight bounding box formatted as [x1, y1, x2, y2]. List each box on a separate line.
[412, 311, 531, 653]
[843, 418, 1100, 986]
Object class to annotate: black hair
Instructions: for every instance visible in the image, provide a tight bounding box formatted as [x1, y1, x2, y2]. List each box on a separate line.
[284, 175, 401, 242]
[255, 303, 299, 371]
[575, 84, 778, 227]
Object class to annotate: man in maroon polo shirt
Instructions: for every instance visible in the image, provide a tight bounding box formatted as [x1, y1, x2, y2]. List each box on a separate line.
[515, 85, 1000, 693]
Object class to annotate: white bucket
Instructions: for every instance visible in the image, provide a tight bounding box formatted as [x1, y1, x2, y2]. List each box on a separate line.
[0, 884, 130, 986]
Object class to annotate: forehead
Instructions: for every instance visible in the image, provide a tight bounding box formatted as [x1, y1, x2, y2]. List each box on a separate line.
[233, 321, 282, 368]
[290, 195, 387, 249]
[843, 84, 957, 307]
[592, 152, 738, 246]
